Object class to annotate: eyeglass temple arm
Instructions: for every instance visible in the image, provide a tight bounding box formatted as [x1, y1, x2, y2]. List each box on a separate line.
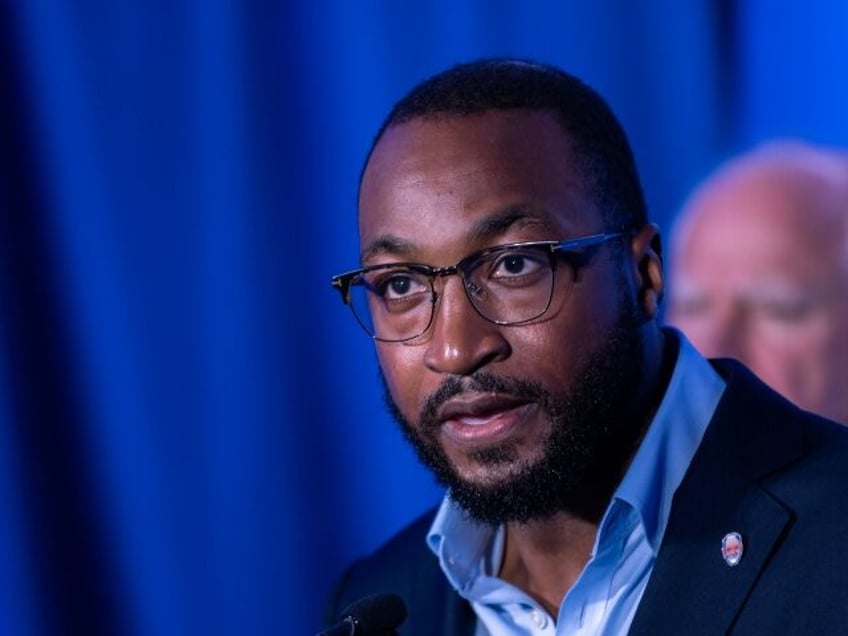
[556, 231, 627, 251]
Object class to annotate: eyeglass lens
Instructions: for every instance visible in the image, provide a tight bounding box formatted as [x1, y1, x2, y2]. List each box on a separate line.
[349, 244, 566, 341]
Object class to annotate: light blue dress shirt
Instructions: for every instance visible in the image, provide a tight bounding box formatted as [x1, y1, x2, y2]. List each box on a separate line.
[427, 329, 726, 635]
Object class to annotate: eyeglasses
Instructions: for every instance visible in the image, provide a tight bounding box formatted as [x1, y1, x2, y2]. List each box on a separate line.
[330, 232, 627, 342]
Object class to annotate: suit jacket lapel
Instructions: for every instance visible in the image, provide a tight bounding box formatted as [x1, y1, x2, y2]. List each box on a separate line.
[441, 589, 475, 636]
[406, 537, 476, 636]
[630, 360, 803, 635]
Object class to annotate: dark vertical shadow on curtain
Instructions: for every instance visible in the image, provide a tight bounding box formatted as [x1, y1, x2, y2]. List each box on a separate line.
[0, 7, 125, 634]
[713, 0, 740, 154]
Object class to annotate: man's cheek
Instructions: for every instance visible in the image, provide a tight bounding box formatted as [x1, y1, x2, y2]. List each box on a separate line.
[378, 358, 419, 415]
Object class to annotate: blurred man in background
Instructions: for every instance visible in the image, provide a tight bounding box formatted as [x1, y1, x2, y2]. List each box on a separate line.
[667, 140, 848, 424]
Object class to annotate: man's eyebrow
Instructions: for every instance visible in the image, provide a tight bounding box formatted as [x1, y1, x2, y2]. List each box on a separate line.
[360, 205, 554, 263]
[360, 235, 415, 263]
[469, 205, 551, 241]
[743, 284, 813, 304]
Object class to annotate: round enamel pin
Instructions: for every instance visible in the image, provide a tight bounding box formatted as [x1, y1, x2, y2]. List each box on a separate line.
[721, 532, 744, 567]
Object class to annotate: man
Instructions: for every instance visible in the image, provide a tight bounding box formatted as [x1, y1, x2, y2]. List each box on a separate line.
[667, 140, 848, 424]
[326, 59, 848, 634]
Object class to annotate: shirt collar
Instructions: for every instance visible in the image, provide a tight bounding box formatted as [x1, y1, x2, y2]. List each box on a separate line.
[612, 327, 726, 553]
[426, 497, 497, 592]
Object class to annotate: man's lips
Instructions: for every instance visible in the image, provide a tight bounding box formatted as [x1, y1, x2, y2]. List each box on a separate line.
[436, 394, 536, 448]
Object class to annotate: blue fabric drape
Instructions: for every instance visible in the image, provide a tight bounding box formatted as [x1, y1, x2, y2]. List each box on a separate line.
[1, 1, 846, 634]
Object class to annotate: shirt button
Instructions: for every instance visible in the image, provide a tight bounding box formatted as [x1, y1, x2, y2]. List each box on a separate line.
[530, 609, 548, 629]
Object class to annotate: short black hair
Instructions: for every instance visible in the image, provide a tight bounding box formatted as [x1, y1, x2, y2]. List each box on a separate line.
[361, 58, 649, 233]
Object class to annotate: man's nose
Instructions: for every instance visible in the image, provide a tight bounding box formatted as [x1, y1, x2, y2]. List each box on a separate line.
[422, 276, 511, 376]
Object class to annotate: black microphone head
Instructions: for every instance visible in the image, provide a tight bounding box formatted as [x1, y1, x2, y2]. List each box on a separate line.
[341, 592, 407, 635]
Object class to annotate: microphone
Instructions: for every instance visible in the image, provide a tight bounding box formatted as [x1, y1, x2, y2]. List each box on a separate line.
[316, 592, 407, 636]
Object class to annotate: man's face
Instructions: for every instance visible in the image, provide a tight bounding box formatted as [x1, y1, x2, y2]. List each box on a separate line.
[358, 109, 658, 523]
[668, 169, 848, 424]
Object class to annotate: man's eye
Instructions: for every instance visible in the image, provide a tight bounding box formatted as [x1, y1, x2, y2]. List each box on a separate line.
[759, 299, 813, 322]
[491, 252, 544, 278]
[374, 273, 428, 300]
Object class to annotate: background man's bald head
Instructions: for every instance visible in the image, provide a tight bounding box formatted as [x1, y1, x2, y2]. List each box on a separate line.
[667, 140, 848, 424]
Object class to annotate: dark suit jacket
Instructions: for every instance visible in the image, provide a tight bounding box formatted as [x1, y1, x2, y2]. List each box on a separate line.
[326, 359, 848, 634]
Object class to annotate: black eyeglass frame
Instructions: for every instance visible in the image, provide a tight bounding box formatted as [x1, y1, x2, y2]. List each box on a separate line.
[330, 231, 628, 342]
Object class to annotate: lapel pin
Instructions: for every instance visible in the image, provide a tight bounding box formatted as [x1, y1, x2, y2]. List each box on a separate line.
[721, 532, 744, 567]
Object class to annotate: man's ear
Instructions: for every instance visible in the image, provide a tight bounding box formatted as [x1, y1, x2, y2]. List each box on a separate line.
[630, 223, 664, 319]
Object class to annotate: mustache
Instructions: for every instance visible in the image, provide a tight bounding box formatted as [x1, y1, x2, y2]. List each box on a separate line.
[419, 372, 549, 432]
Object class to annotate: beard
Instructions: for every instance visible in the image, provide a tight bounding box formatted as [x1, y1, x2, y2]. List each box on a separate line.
[382, 294, 649, 526]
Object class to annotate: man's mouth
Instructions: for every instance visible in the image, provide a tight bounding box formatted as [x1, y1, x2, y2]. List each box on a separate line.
[436, 394, 536, 448]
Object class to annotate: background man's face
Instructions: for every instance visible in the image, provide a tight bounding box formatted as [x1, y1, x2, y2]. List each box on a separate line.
[668, 169, 848, 424]
[357, 110, 654, 522]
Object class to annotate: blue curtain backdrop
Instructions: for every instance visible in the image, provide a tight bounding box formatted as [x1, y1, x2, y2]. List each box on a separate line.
[1, 1, 847, 634]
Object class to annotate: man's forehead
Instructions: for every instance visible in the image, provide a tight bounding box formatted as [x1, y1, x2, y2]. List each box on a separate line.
[359, 111, 592, 224]
[677, 196, 846, 283]
[684, 165, 844, 240]
[363, 109, 570, 177]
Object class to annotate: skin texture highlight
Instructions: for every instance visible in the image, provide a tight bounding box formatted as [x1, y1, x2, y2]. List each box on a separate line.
[667, 141, 848, 424]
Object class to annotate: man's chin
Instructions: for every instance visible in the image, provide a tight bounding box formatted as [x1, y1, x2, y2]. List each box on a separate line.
[448, 461, 534, 492]
[445, 477, 559, 526]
